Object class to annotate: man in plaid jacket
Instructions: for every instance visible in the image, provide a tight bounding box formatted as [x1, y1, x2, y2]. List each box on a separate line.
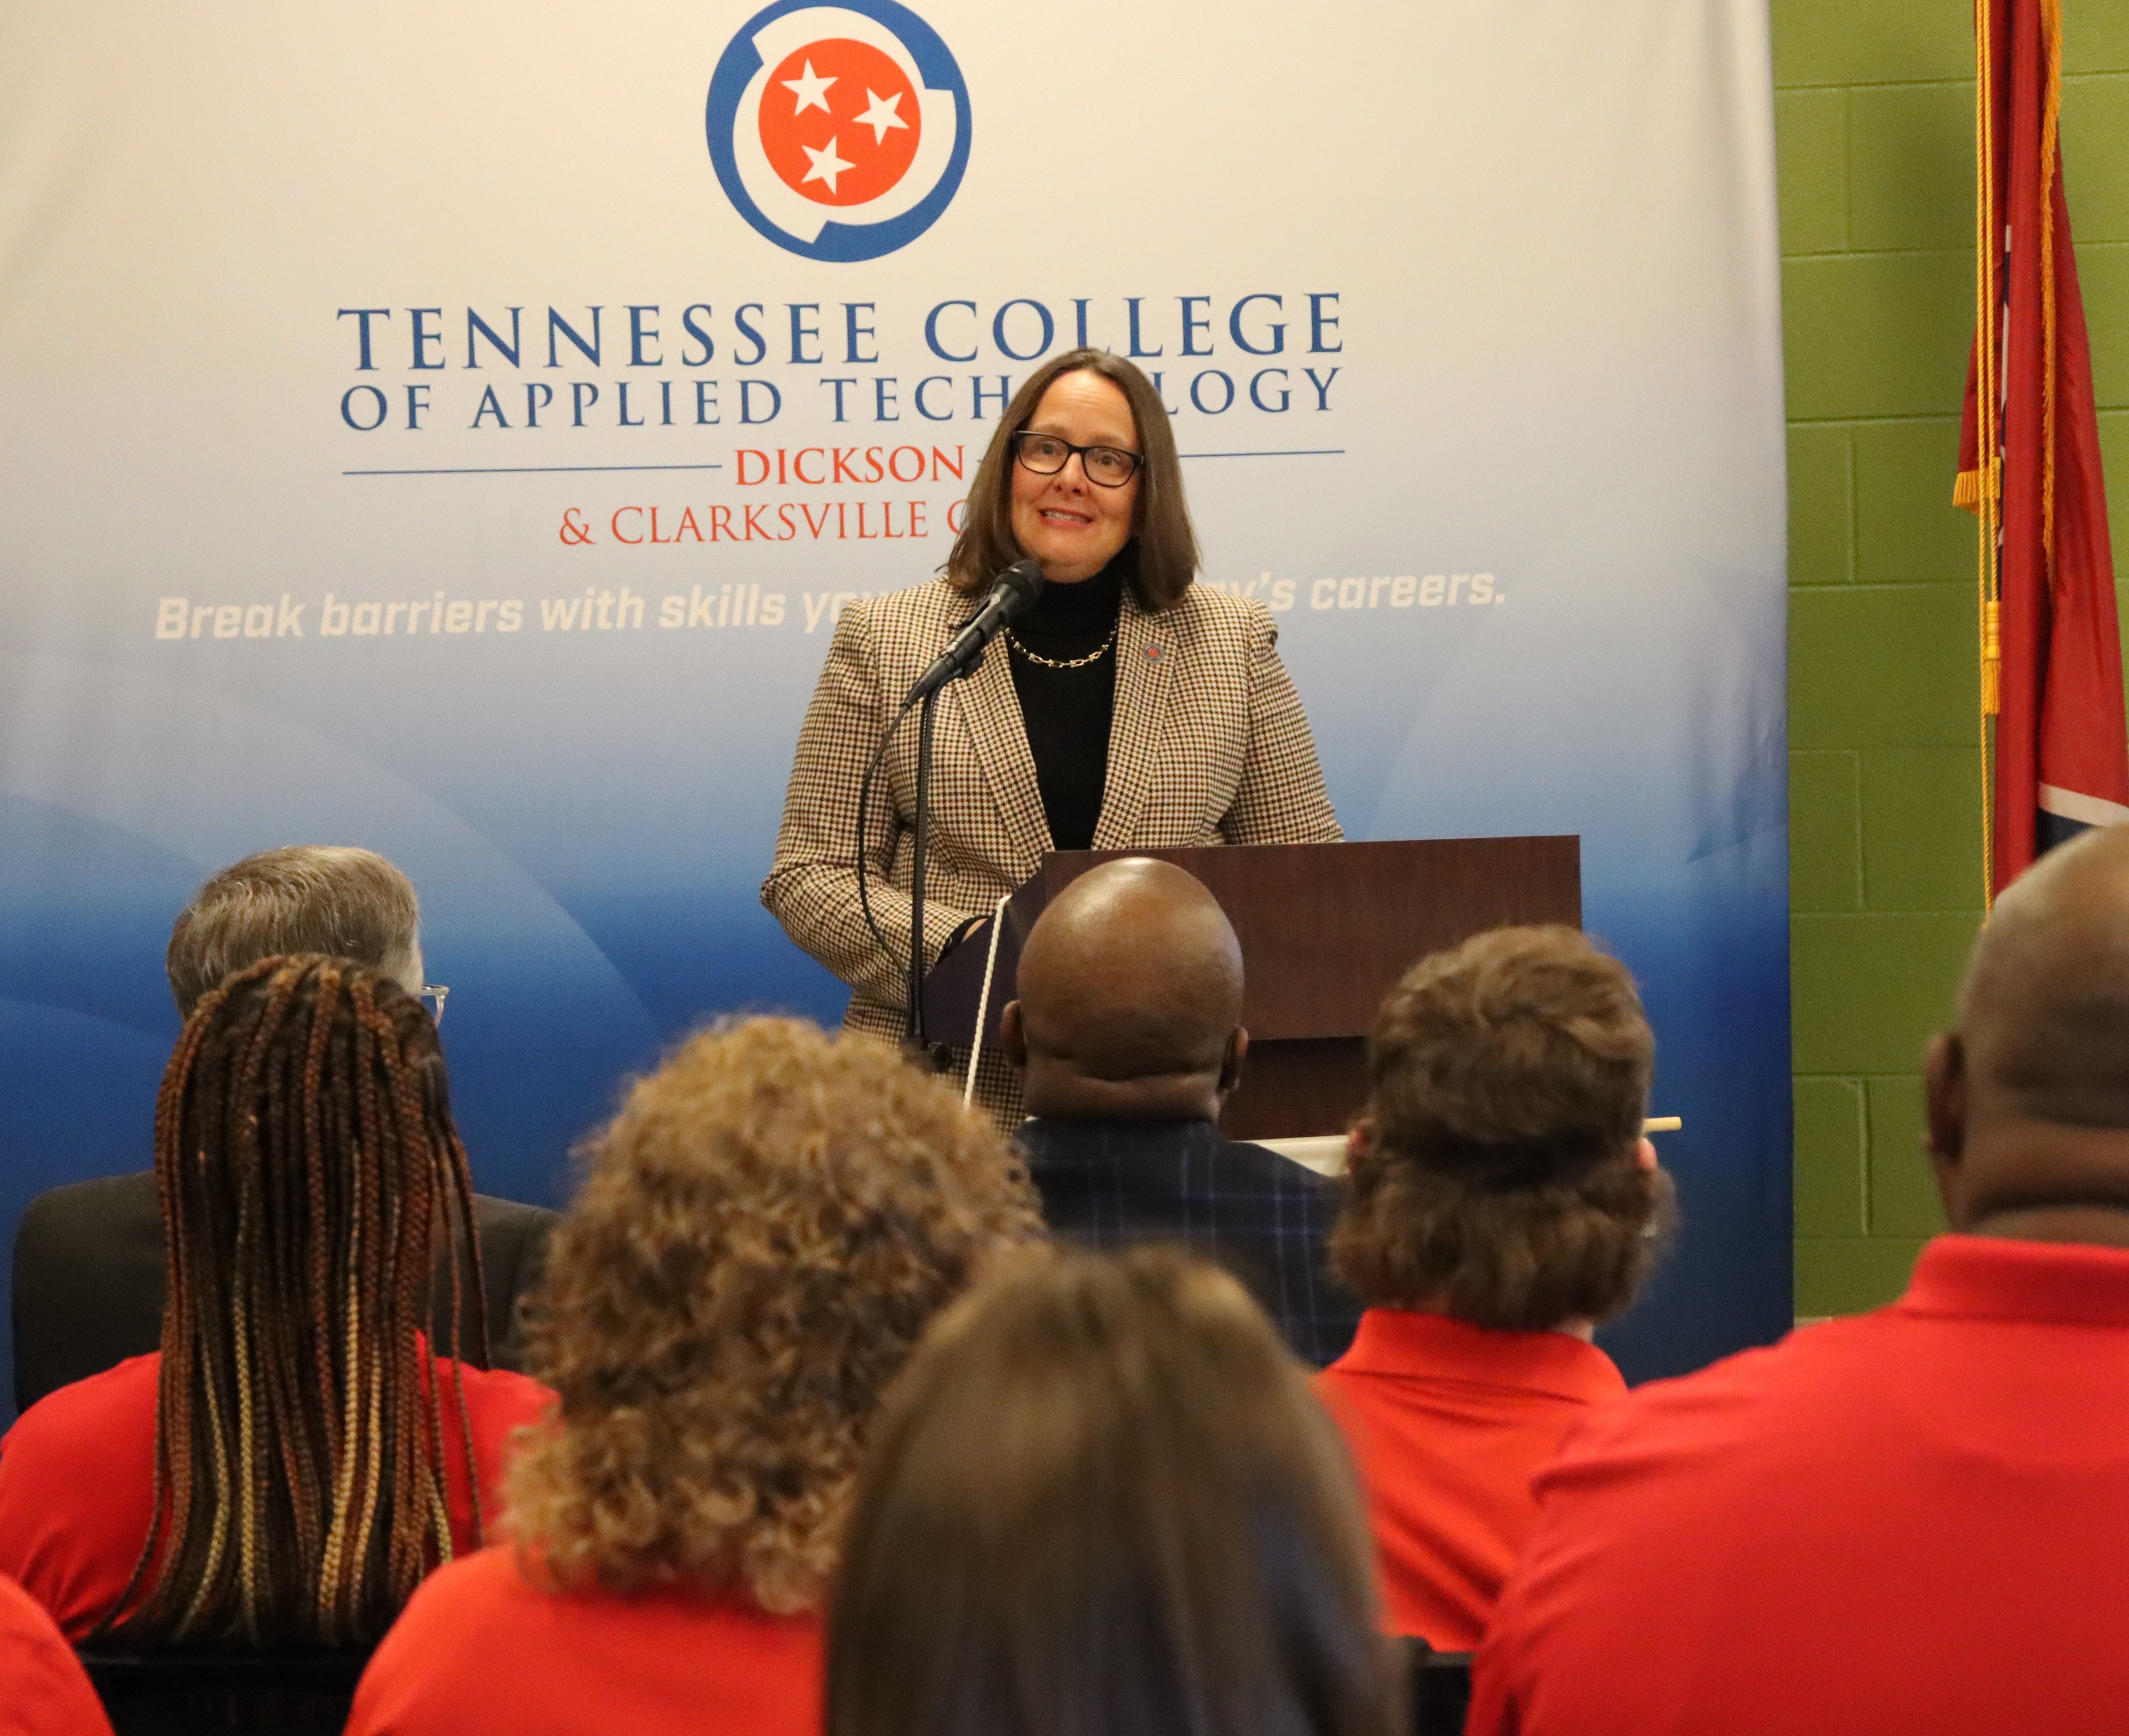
[998, 856, 1361, 1366]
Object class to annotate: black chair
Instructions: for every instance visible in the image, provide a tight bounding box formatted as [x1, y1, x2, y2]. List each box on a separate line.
[1404, 1635, 1473, 1736]
[78, 1650, 373, 1736]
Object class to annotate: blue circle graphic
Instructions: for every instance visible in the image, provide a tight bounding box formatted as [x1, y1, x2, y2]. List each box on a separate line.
[706, 0, 973, 263]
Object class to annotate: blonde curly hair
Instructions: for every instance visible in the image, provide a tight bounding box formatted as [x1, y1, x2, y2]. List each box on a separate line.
[506, 1017, 1043, 1612]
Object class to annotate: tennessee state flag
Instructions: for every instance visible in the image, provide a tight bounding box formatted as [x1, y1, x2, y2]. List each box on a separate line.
[1956, 0, 2128, 895]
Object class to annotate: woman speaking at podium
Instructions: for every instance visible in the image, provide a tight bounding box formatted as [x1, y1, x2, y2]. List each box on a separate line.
[762, 349, 1341, 1124]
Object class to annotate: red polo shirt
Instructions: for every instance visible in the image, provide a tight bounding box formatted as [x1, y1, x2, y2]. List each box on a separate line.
[0, 1571, 111, 1736]
[345, 1547, 822, 1736]
[1315, 1308, 1626, 1649]
[0, 1348, 552, 1640]
[1471, 1236, 2129, 1736]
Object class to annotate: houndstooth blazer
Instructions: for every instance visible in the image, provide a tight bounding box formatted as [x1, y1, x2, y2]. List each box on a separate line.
[761, 574, 1343, 1057]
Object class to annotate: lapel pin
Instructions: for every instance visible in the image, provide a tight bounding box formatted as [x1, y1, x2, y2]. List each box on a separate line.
[1144, 642, 1164, 662]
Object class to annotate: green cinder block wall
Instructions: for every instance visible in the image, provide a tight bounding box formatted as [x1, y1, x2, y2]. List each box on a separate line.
[1776, 0, 2129, 1314]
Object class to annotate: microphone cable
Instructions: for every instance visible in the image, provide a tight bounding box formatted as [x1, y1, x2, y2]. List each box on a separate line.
[852, 559, 1045, 1031]
[854, 710, 900, 962]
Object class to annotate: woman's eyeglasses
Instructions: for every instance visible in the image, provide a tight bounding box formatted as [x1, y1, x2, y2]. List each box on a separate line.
[420, 985, 450, 1026]
[1011, 431, 1143, 488]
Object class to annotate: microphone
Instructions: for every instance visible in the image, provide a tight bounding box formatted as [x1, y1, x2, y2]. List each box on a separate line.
[901, 558, 1046, 709]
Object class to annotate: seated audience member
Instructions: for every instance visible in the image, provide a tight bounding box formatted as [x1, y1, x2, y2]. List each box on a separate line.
[0, 957, 550, 1644]
[1469, 825, 2129, 1736]
[1002, 856, 1362, 1364]
[1317, 925, 1673, 1650]
[0, 1571, 112, 1736]
[11, 846, 556, 1411]
[828, 1245, 1401, 1736]
[344, 1017, 1041, 1736]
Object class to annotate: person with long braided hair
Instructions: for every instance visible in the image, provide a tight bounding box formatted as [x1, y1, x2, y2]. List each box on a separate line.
[0, 956, 553, 1646]
[12, 844, 558, 1416]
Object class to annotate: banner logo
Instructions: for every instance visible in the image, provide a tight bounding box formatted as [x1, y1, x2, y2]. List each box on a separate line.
[706, 0, 971, 262]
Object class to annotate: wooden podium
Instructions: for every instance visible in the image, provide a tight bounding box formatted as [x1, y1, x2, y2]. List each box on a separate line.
[922, 836, 1581, 1139]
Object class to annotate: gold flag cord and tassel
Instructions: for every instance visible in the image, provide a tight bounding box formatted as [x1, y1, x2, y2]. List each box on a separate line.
[1958, 0, 2067, 912]
[1965, 0, 2001, 909]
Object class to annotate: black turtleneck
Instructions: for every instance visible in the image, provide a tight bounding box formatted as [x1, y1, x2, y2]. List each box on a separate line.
[1006, 549, 1127, 851]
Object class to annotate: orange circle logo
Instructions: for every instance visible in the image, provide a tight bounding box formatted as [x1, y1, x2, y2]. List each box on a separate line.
[758, 38, 922, 208]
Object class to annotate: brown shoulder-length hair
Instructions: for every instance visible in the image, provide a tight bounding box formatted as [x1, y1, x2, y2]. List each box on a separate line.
[942, 349, 1200, 609]
[827, 1246, 1401, 1736]
[505, 1016, 1042, 1613]
[1329, 925, 1675, 1331]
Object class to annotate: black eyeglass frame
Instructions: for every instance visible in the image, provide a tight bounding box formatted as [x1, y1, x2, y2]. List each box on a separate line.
[1010, 430, 1144, 488]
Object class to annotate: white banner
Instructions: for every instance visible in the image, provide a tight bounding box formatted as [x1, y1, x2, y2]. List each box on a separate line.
[0, 0, 1788, 1400]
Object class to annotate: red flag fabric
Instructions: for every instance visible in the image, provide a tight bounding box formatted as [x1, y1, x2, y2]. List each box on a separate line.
[1956, 0, 2128, 896]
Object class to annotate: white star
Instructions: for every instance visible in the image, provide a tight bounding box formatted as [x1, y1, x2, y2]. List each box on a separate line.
[781, 59, 836, 115]
[800, 135, 855, 193]
[852, 87, 909, 146]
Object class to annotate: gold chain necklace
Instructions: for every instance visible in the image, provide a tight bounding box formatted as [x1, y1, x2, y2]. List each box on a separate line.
[1006, 624, 1117, 669]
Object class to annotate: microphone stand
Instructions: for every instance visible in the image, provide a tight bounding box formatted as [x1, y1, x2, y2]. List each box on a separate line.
[863, 558, 1043, 1066]
[904, 684, 940, 1051]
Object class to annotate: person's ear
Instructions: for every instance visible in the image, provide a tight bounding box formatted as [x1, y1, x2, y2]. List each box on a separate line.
[1216, 1027, 1249, 1097]
[393, 934, 427, 1001]
[1000, 1001, 1028, 1073]
[1634, 1136, 1659, 1173]
[1346, 1116, 1375, 1163]
[1924, 1031, 1968, 1222]
[1923, 1032, 1965, 1158]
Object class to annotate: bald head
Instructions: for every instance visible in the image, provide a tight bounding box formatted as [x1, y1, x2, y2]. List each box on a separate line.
[1929, 826, 2129, 1242]
[1959, 828, 2129, 1123]
[1002, 859, 1246, 1121]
